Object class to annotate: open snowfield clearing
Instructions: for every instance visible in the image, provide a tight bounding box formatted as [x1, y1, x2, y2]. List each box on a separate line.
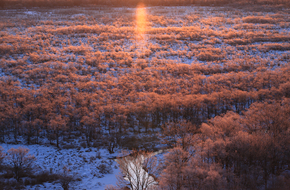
[0, 143, 120, 189]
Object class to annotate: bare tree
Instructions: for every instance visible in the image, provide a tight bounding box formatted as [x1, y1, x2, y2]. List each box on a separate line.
[7, 147, 36, 181]
[116, 150, 159, 190]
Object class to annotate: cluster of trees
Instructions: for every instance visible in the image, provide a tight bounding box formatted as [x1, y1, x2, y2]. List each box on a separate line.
[112, 99, 290, 190]
[158, 99, 290, 190]
[1, 0, 290, 8]
[1, 62, 289, 151]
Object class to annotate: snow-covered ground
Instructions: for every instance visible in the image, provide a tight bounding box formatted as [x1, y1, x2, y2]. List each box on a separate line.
[0, 143, 121, 189]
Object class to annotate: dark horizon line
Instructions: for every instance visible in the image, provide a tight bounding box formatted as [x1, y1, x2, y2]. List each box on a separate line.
[1, 0, 289, 9]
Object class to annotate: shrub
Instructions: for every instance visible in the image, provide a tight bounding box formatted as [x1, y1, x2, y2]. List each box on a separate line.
[97, 161, 113, 174]
[197, 51, 224, 61]
[242, 16, 276, 24]
[80, 141, 87, 148]
[62, 144, 77, 149]
[58, 166, 75, 190]
[95, 151, 102, 159]
[0, 146, 5, 170]
[34, 171, 60, 184]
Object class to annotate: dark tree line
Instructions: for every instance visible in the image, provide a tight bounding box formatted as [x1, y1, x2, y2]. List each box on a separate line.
[1, 0, 289, 8]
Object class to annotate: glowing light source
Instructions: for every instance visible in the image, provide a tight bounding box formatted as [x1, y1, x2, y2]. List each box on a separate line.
[136, 3, 147, 37]
[135, 3, 147, 55]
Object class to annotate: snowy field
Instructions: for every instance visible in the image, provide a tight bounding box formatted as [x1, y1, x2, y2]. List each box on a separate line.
[0, 143, 120, 189]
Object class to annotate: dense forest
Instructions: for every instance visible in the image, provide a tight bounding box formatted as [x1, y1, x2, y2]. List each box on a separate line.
[0, 3, 289, 190]
[156, 100, 290, 190]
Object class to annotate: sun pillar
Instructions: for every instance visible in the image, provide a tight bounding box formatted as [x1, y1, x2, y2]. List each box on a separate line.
[136, 3, 147, 54]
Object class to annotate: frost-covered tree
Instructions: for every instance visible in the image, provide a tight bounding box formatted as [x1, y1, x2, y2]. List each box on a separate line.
[116, 150, 159, 190]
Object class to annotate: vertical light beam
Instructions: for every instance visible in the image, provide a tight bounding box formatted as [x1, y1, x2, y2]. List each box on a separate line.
[136, 3, 147, 37]
[136, 3, 147, 55]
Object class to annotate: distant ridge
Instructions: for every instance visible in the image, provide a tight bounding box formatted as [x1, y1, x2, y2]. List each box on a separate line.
[1, 0, 289, 8]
